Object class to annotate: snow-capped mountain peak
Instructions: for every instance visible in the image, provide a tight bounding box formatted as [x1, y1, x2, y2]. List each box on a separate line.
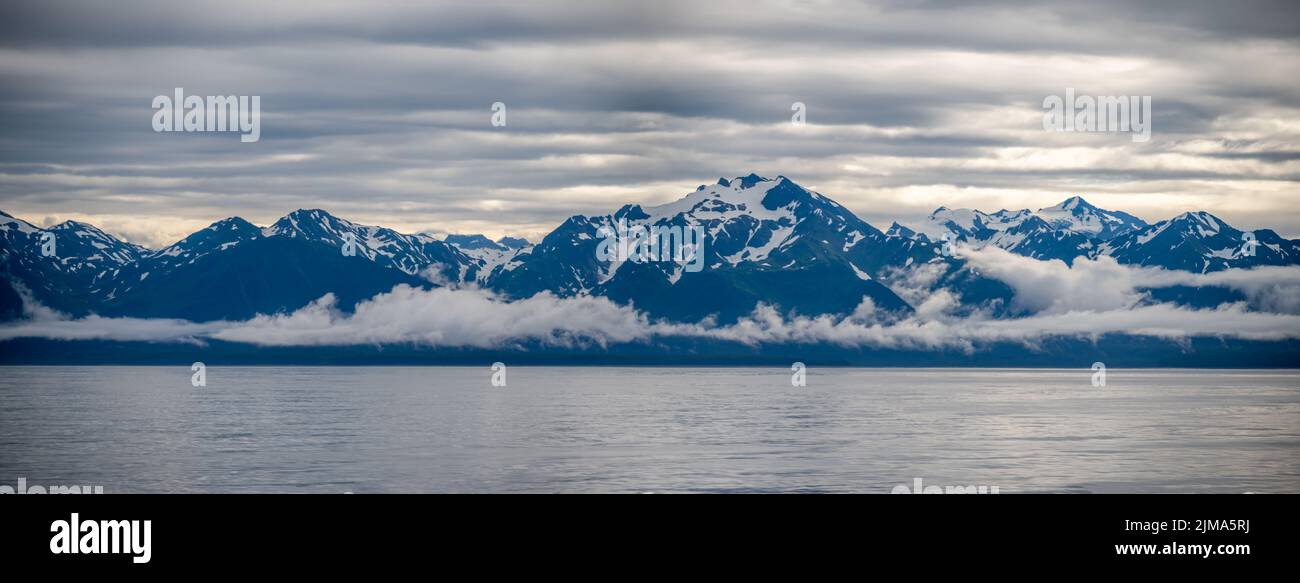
[444, 234, 507, 251]
[885, 222, 920, 239]
[641, 174, 804, 225]
[48, 219, 135, 242]
[497, 236, 529, 250]
[268, 209, 356, 241]
[1033, 195, 1148, 239]
[921, 207, 983, 238]
[486, 174, 912, 322]
[269, 209, 402, 258]
[911, 195, 1150, 260]
[0, 210, 41, 235]
[151, 216, 262, 265]
[1096, 209, 1300, 272]
[264, 209, 476, 281]
[43, 220, 148, 266]
[1169, 211, 1224, 235]
[1048, 195, 1090, 211]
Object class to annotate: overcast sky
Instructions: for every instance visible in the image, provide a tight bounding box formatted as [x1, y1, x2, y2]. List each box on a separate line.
[2, 0, 1299, 247]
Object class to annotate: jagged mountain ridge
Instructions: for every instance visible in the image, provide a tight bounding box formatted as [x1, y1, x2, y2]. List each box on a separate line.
[905, 194, 1298, 271]
[3, 174, 1298, 323]
[487, 174, 933, 321]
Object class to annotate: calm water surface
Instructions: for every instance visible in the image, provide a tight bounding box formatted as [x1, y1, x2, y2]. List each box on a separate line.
[1, 367, 1297, 493]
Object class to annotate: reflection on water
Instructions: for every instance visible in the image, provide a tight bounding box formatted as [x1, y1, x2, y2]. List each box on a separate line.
[0, 367, 1296, 493]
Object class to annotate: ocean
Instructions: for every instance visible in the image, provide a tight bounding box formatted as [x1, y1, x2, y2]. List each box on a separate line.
[1, 366, 1296, 493]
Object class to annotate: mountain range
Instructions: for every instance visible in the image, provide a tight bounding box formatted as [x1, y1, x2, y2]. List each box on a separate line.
[3, 175, 1298, 325]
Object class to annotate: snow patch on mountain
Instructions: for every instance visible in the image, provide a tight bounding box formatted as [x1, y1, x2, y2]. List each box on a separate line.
[445, 233, 533, 283]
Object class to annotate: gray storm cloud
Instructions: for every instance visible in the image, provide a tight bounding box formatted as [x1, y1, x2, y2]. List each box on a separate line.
[1, 0, 1299, 247]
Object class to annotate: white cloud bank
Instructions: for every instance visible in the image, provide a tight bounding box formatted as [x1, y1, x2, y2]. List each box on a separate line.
[2, 251, 1300, 352]
[958, 246, 1300, 315]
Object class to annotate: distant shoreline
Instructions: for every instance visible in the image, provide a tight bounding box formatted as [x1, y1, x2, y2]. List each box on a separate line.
[3, 336, 1298, 368]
